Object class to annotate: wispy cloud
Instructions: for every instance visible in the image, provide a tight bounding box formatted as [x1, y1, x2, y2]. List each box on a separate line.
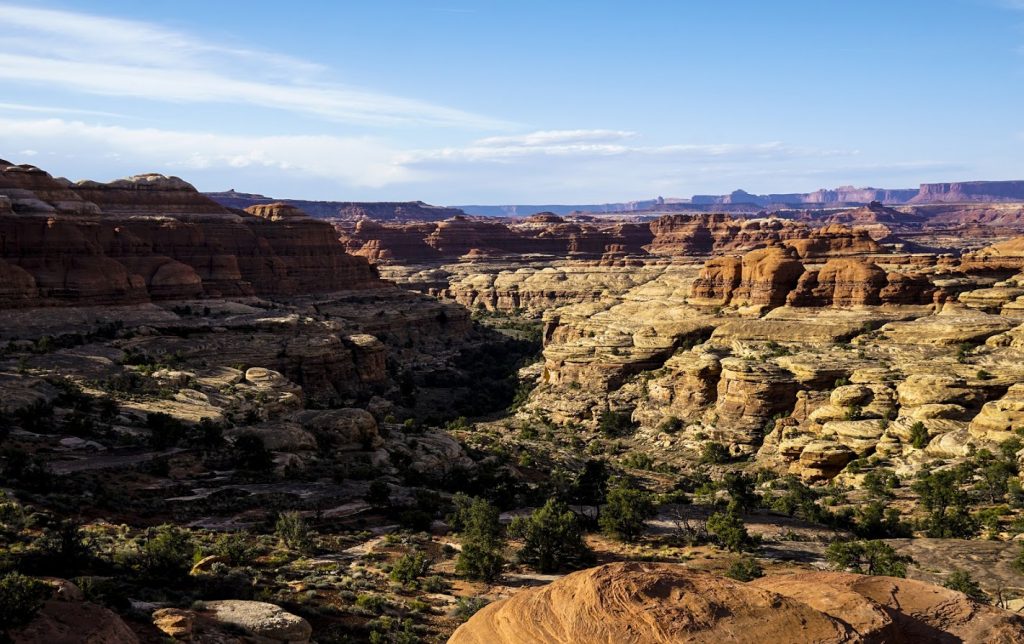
[0, 117, 414, 187]
[0, 4, 507, 128]
[0, 117, 874, 199]
[399, 130, 852, 163]
[0, 101, 127, 119]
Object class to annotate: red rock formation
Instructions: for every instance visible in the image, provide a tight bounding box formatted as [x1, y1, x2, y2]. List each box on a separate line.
[693, 254, 936, 309]
[0, 161, 380, 308]
[787, 259, 887, 307]
[783, 224, 882, 258]
[689, 256, 742, 305]
[646, 214, 881, 258]
[960, 236, 1024, 272]
[451, 563, 1024, 643]
[337, 217, 653, 263]
[731, 246, 805, 307]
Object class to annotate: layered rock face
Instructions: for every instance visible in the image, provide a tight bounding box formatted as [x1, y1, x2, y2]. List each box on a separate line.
[960, 236, 1024, 272]
[691, 251, 936, 310]
[645, 214, 881, 257]
[0, 161, 379, 307]
[910, 180, 1024, 203]
[451, 563, 1024, 644]
[338, 216, 653, 263]
[207, 189, 468, 221]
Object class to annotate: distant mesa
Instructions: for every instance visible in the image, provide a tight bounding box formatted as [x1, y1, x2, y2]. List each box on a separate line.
[205, 189, 467, 222]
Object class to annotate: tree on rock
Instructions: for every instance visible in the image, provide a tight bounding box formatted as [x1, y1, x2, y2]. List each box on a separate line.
[825, 540, 912, 577]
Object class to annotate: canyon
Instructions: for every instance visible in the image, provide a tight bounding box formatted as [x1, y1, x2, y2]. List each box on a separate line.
[5, 160, 1024, 643]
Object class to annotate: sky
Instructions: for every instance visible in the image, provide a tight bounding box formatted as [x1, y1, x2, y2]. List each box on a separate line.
[0, 0, 1022, 204]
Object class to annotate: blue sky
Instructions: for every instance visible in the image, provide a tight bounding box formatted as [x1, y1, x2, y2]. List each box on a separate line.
[0, 0, 1022, 203]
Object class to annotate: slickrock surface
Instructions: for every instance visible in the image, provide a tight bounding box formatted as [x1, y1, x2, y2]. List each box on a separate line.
[449, 563, 1024, 644]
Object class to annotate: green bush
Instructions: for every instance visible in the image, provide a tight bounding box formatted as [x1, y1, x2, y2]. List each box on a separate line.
[598, 410, 635, 438]
[909, 422, 929, 449]
[452, 596, 489, 623]
[232, 434, 275, 472]
[0, 572, 48, 633]
[390, 551, 430, 586]
[657, 416, 684, 434]
[725, 556, 764, 581]
[275, 512, 314, 554]
[510, 499, 592, 573]
[453, 496, 505, 582]
[825, 540, 911, 577]
[943, 570, 987, 602]
[141, 524, 195, 579]
[699, 442, 730, 465]
[599, 482, 655, 542]
[707, 506, 756, 552]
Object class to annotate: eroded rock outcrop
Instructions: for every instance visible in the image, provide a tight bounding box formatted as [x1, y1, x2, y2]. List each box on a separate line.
[0, 161, 380, 308]
[450, 563, 1024, 644]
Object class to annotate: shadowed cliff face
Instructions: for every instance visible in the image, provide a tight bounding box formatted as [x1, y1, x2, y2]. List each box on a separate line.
[0, 162, 380, 308]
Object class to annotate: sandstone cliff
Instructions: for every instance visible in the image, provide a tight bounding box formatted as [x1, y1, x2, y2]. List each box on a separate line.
[450, 562, 1024, 643]
[0, 161, 379, 308]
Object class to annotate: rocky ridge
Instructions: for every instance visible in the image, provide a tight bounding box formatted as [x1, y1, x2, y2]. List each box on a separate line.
[0, 161, 379, 309]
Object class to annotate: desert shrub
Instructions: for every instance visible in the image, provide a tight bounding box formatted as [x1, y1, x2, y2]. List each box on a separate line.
[390, 551, 430, 586]
[862, 468, 900, 498]
[620, 452, 654, 471]
[911, 469, 978, 538]
[943, 570, 987, 602]
[909, 421, 929, 449]
[707, 506, 757, 552]
[356, 593, 387, 614]
[657, 416, 684, 434]
[825, 540, 911, 577]
[599, 482, 655, 542]
[210, 531, 258, 566]
[0, 572, 48, 633]
[510, 499, 592, 573]
[141, 524, 195, 579]
[452, 596, 489, 623]
[598, 410, 636, 438]
[366, 479, 392, 508]
[275, 512, 314, 554]
[146, 412, 187, 449]
[368, 616, 419, 644]
[720, 471, 759, 512]
[699, 442, 730, 465]
[725, 556, 764, 581]
[853, 500, 911, 539]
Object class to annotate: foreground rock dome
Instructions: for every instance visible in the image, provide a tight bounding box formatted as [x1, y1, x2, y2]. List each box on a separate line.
[449, 562, 1024, 643]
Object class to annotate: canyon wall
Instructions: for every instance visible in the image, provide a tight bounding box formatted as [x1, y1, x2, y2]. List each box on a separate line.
[0, 161, 380, 309]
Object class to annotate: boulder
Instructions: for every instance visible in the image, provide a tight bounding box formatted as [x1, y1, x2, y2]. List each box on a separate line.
[200, 600, 311, 643]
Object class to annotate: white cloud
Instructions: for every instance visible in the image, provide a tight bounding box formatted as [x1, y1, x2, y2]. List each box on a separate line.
[0, 117, 413, 187]
[0, 4, 507, 128]
[398, 130, 851, 164]
[0, 101, 127, 118]
[474, 129, 637, 147]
